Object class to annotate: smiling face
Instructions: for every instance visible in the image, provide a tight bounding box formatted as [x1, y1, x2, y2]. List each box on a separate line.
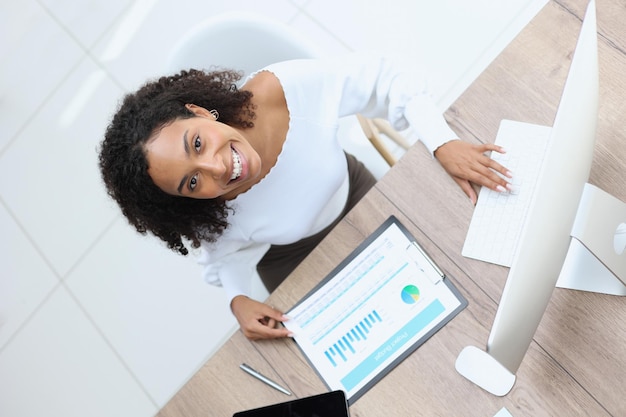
[144, 109, 262, 200]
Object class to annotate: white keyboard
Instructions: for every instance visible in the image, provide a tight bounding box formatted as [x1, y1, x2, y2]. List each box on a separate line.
[462, 120, 552, 267]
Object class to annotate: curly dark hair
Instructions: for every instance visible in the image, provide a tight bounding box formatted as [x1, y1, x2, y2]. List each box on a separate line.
[98, 68, 255, 255]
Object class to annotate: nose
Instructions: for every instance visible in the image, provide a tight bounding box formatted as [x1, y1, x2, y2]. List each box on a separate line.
[197, 154, 227, 180]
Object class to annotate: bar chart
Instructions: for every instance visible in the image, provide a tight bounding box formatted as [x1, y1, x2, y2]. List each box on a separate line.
[324, 310, 383, 367]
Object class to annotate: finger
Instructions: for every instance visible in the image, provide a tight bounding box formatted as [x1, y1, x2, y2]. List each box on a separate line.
[454, 178, 477, 205]
[475, 143, 508, 158]
[244, 323, 293, 340]
[467, 185, 478, 206]
[483, 166, 510, 188]
[467, 143, 510, 173]
[469, 158, 512, 191]
[261, 305, 289, 323]
[262, 317, 277, 328]
[472, 169, 509, 193]
[482, 155, 513, 179]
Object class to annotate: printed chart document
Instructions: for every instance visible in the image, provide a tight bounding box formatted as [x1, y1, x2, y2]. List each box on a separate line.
[284, 216, 467, 403]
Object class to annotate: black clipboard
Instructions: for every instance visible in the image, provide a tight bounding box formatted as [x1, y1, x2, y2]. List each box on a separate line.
[283, 216, 468, 404]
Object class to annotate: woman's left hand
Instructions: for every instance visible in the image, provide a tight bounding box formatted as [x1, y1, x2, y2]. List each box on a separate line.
[434, 139, 512, 205]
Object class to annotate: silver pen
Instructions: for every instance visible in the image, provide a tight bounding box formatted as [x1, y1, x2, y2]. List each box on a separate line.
[239, 363, 292, 396]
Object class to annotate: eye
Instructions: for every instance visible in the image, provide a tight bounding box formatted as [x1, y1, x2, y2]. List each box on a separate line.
[189, 175, 198, 191]
[193, 136, 201, 152]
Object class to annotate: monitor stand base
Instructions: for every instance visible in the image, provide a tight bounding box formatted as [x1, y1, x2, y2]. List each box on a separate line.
[557, 183, 626, 296]
[557, 238, 626, 295]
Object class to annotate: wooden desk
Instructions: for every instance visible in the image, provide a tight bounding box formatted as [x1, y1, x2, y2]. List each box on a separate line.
[158, 1, 626, 415]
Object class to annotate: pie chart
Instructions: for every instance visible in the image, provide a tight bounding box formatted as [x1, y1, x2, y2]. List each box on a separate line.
[401, 284, 420, 304]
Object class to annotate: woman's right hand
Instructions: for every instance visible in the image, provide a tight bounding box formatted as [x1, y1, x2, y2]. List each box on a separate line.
[434, 139, 512, 205]
[230, 295, 293, 340]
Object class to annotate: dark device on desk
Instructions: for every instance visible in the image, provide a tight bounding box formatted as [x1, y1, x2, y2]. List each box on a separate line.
[232, 390, 350, 417]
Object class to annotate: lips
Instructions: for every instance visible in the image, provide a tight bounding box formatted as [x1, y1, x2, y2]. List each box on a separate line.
[230, 147, 242, 181]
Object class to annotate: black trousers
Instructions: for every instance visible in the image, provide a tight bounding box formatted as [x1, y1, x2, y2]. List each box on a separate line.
[257, 153, 377, 293]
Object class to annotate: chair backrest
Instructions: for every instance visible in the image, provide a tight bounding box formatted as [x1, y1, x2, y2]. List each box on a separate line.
[166, 12, 325, 78]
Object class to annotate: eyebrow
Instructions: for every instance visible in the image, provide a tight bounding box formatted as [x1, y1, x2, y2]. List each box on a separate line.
[176, 129, 190, 194]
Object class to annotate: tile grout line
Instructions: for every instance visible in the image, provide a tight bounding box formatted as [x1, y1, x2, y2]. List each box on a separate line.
[0, 278, 60, 357]
[438, 0, 549, 110]
[59, 211, 165, 408]
[0, 195, 160, 410]
[287, 0, 355, 53]
[2, 0, 125, 158]
[51, 213, 165, 408]
[1, 0, 130, 159]
[34, 0, 131, 93]
[61, 278, 162, 411]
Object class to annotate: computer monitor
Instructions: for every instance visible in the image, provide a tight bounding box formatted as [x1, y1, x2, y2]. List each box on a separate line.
[455, 0, 626, 396]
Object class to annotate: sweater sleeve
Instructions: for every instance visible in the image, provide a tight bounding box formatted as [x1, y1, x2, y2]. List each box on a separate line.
[265, 52, 459, 155]
[198, 238, 271, 303]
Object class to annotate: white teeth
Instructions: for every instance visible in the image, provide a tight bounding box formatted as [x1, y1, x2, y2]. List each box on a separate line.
[230, 148, 242, 181]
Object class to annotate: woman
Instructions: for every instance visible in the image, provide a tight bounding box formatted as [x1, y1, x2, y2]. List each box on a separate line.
[99, 53, 512, 340]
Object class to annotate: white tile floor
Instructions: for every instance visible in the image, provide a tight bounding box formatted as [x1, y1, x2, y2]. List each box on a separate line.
[0, 0, 547, 415]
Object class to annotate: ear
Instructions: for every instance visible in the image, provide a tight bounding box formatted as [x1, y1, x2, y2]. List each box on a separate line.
[185, 103, 212, 118]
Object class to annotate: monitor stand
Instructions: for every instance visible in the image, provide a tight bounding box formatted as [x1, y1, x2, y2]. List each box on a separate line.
[557, 183, 626, 296]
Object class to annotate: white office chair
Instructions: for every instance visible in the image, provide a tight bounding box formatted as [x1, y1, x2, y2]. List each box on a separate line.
[166, 12, 409, 176]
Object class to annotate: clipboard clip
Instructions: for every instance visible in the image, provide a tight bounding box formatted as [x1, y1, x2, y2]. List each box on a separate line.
[406, 242, 445, 284]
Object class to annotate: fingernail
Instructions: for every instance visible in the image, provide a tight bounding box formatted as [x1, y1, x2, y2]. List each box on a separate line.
[496, 185, 506, 192]
[281, 314, 291, 321]
[287, 332, 295, 338]
[506, 171, 513, 178]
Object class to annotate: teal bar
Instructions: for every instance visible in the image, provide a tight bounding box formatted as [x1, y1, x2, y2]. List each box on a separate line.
[373, 310, 382, 322]
[334, 343, 347, 362]
[356, 325, 366, 340]
[340, 299, 445, 391]
[352, 328, 360, 341]
[325, 350, 337, 367]
[343, 336, 355, 353]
